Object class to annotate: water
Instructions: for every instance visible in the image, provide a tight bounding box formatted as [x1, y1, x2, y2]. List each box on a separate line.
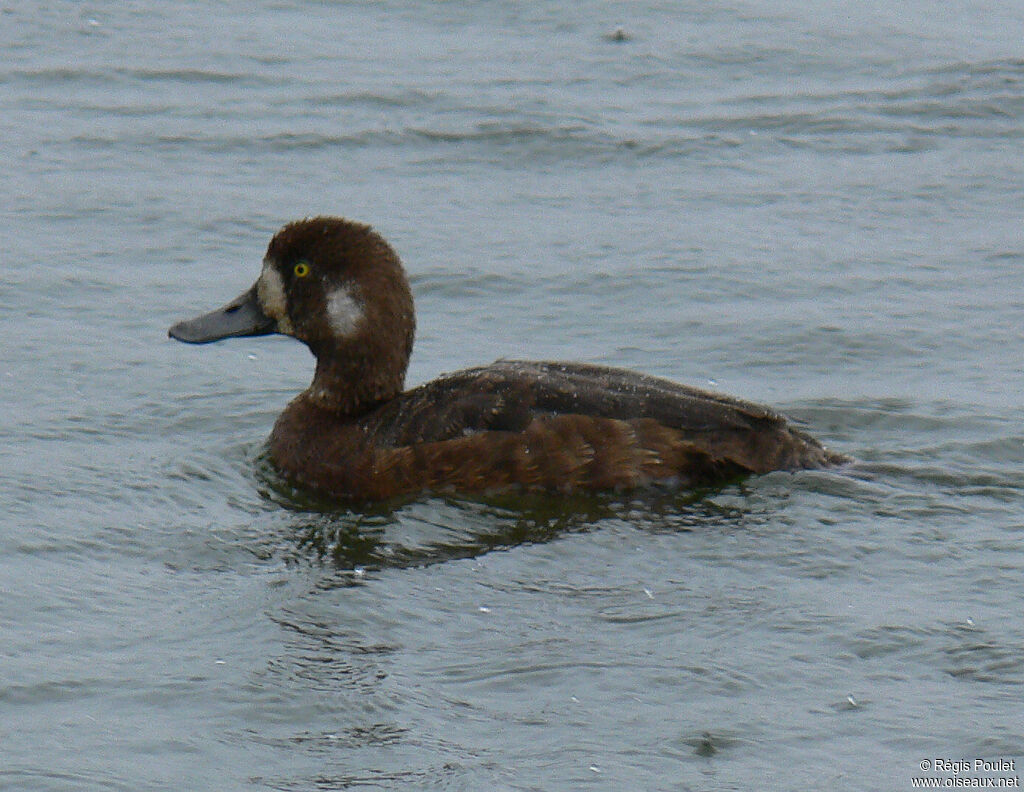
[2, 1, 1023, 789]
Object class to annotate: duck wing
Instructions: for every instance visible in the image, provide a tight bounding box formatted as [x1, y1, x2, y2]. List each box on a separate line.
[362, 359, 841, 473]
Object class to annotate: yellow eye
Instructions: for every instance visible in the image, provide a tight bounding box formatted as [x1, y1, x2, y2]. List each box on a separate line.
[293, 261, 311, 278]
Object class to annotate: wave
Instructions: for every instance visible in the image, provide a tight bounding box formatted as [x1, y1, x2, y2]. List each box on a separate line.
[2, 65, 277, 86]
[16, 56, 1024, 162]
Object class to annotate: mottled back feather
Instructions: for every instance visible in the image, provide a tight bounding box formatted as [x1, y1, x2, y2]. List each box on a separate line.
[356, 359, 835, 476]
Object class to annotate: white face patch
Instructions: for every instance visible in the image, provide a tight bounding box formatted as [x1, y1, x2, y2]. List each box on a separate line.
[326, 285, 363, 338]
[257, 260, 293, 334]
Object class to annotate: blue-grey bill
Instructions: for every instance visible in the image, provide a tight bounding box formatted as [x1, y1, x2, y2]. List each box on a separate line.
[168, 284, 275, 344]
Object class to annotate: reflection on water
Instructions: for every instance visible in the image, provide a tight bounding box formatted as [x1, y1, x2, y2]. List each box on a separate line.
[253, 445, 765, 570]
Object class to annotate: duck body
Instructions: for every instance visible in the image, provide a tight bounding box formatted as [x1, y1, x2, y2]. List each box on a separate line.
[270, 360, 840, 499]
[170, 217, 844, 501]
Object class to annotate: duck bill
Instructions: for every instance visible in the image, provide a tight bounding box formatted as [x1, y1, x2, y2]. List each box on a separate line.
[168, 284, 276, 344]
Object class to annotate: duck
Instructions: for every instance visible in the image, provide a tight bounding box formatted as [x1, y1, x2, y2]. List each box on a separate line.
[169, 216, 845, 501]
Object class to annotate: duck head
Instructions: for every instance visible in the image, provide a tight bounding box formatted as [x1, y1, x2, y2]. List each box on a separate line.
[169, 217, 415, 414]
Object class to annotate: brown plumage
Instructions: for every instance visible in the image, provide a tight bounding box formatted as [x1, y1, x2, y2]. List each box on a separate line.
[169, 216, 846, 501]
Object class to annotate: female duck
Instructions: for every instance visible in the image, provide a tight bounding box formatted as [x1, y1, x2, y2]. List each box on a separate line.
[170, 217, 844, 500]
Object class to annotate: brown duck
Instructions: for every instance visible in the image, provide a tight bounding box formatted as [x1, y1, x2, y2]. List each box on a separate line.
[169, 217, 845, 500]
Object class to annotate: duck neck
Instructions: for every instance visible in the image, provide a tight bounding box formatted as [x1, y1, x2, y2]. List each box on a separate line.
[306, 351, 405, 416]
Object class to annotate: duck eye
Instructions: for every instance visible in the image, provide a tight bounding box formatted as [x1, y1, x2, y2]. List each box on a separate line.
[293, 261, 311, 278]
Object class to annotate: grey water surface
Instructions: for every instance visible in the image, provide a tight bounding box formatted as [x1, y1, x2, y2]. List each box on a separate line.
[2, 1, 1023, 790]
